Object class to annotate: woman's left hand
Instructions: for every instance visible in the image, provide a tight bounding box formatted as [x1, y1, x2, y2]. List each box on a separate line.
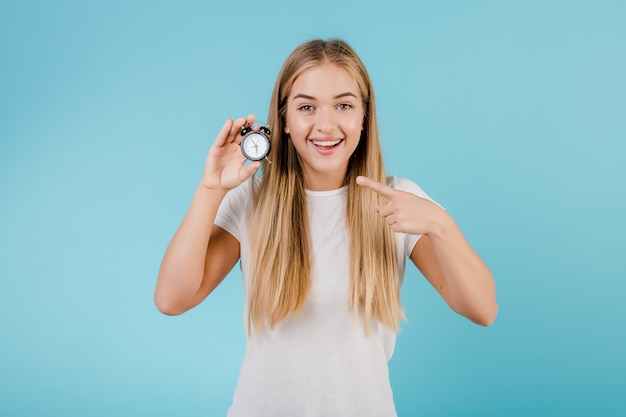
[356, 176, 447, 237]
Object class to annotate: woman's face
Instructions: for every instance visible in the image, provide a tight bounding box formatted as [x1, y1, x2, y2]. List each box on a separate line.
[285, 62, 364, 191]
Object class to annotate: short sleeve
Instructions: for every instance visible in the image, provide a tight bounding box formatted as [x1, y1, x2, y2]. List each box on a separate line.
[214, 180, 253, 243]
[387, 176, 442, 257]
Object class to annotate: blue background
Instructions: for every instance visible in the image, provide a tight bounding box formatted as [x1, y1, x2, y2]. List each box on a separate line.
[1, 0, 625, 416]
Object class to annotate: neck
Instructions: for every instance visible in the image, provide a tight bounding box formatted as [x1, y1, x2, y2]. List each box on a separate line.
[302, 169, 346, 191]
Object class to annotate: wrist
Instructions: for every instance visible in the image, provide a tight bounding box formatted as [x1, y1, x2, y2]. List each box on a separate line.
[196, 183, 229, 199]
[425, 208, 454, 241]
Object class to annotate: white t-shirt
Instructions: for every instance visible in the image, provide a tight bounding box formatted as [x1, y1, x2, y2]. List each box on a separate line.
[214, 176, 435, 417]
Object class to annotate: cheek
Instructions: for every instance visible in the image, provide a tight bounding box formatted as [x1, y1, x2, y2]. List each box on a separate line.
[285, 116, 311, 139]
[344, 115, 364, 135]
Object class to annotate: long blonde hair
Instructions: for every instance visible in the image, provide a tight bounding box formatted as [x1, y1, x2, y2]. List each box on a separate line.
[246, 39, 403, 334]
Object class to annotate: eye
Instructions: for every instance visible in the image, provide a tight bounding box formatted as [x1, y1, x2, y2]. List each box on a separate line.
[297, 104, 315, 112]
[337, 103, 354, 111]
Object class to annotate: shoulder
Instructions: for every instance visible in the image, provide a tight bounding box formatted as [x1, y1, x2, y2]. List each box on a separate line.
[387, 175, 443, 209]
[215, 178, 256, 242]
[216, 177, 255, 219]
[387, 176, 431, 199]
[223, 176, 255, 204]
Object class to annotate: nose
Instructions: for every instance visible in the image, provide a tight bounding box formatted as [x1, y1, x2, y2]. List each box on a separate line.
[315, 107, 337, 133]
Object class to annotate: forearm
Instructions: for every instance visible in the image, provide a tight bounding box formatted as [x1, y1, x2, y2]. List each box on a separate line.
[154, 184, 228, 313]
[428, 212, 498, 326]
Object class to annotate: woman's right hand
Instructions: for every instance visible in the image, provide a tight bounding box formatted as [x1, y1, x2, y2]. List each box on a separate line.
[202, 115, 262, 191]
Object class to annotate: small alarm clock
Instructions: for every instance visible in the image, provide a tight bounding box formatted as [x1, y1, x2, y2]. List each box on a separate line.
[240, 124, 271, 162]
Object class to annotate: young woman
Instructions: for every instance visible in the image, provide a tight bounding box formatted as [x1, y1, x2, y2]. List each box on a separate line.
[155, 39, 497, 416]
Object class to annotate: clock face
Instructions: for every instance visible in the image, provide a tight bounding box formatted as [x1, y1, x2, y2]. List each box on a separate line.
[241, 131, 270, 161]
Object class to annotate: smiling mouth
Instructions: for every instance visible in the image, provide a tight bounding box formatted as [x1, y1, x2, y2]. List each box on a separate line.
[311, 139, 342, 148]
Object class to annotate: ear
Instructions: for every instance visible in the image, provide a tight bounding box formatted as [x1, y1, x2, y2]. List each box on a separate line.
[284, 125, 290, 134]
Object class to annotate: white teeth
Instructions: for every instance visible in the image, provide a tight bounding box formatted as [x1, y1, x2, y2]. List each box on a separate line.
[312, 139, 341, 147]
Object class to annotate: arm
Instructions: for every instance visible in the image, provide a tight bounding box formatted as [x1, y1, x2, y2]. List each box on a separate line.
[356, 176, 498, 326]
[154, 187, 238, 315]
[410, 218, 497, 326]
[154, 116, 261, 315]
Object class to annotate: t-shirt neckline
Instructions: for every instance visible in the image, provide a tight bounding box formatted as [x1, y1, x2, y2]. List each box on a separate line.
[305, 185, 348, 197]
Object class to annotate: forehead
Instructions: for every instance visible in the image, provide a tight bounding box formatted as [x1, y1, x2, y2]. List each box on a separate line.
[289, 62, 360, 99]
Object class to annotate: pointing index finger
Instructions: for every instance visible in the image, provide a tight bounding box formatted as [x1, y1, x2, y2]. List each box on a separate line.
[356, 176, 394, 197]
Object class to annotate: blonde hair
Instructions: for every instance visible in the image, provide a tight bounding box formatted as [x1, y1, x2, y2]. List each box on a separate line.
[246, 39, 403, 334]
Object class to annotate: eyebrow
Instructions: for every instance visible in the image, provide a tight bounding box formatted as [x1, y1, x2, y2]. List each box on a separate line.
[292, 92, 358, 100]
